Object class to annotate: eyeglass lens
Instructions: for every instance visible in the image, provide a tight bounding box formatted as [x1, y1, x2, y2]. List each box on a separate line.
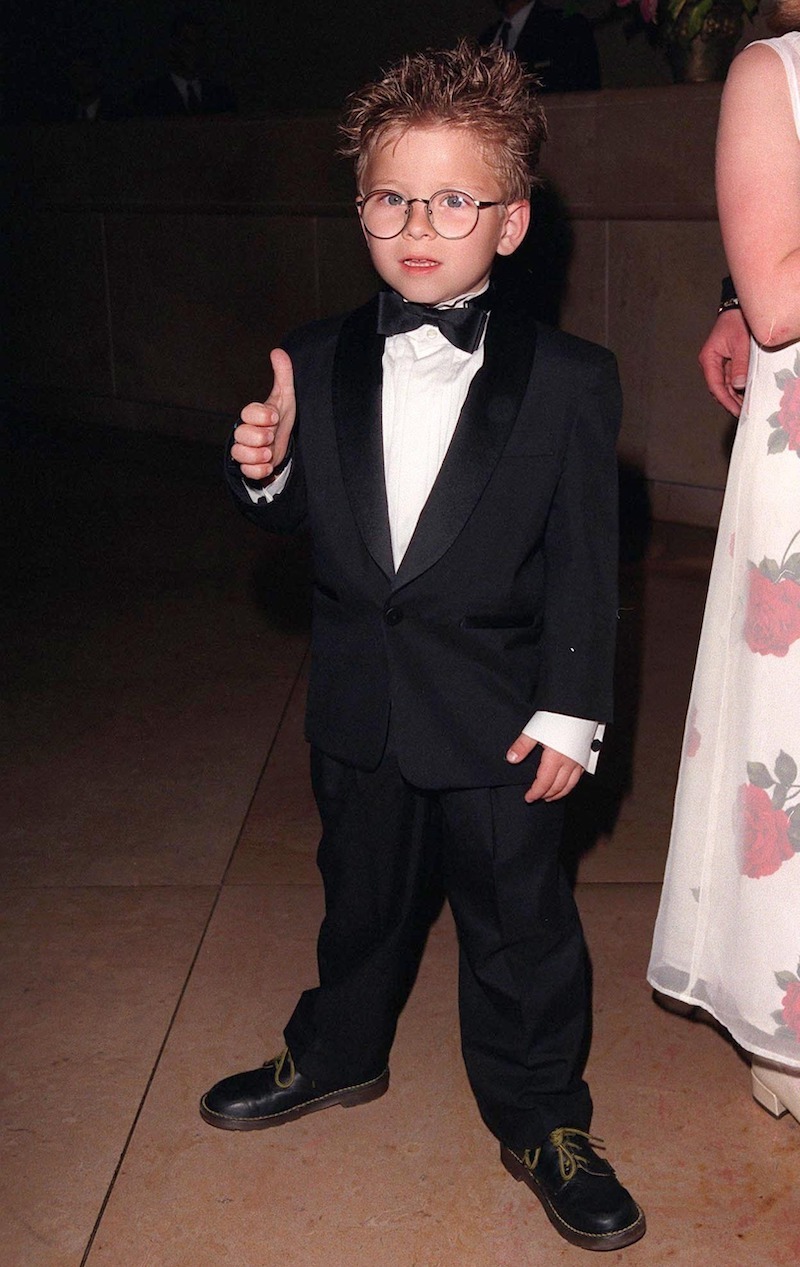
[360, 190, 480, 239]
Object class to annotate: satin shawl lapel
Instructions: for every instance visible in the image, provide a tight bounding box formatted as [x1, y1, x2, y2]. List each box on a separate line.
[333, 297, 394, 580]
[394, 301, 538, 589]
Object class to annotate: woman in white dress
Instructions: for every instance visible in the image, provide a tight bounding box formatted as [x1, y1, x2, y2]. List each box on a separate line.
[648, 1, 800, 1122]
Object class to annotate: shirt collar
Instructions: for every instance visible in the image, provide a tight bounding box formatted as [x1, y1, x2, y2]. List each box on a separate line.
[403, 283, 491, 312]
[507, 1, 536, 43]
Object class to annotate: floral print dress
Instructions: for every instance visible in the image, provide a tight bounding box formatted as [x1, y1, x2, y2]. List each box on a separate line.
[648, 33, 800, 1067]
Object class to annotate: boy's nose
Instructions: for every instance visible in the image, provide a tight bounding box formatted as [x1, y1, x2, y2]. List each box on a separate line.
[402, 201, 435, 239]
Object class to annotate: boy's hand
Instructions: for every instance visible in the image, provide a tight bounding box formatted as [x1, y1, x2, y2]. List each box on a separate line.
[231, 348, 296, 479]
[505, 734, 584, 803]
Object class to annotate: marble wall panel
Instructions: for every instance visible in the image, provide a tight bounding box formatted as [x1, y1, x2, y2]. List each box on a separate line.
[105, 213, 318, 414]
[608, 220, 732, 492]
[543, 85, 720, 219]
[539, 96, 600, 216]
[559, 218, 608, 347]
[97, 116, 351, 210]
[6, 211, 113, 395]
[2, 116, 349, 211]
[591, 87, 719, 218]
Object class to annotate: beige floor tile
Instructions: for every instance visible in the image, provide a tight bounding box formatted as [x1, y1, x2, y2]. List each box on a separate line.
[226, 668, 320, 887]
[3, 577, 309, 687]
[2, 675, 298, 886]
[1, 886, 215, 1267]
[78, 881, 799, 1267]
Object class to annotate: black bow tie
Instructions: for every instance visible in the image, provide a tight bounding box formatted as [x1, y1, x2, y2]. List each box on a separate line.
[377, 289, 491, 354]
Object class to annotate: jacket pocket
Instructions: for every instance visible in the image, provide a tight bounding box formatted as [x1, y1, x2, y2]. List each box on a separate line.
[461, 612, 540, 631]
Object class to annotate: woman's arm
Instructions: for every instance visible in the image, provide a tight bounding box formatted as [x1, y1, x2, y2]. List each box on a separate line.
[717, 42, 800, 347]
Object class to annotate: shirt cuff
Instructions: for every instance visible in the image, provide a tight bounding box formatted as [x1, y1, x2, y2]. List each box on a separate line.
[242, 459, 293, 503]
[522, 712, 605, 774]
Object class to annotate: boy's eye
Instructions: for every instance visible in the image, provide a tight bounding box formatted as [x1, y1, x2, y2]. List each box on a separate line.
[381, 192, 406, 208]
[439, 192, 471, 210]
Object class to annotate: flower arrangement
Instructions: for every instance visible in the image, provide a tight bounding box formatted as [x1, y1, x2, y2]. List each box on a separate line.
[614, 0, 759, 49]
[589, 0, 760, 79]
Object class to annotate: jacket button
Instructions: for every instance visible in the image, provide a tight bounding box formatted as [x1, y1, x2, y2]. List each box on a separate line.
[384, 606, 403, 626]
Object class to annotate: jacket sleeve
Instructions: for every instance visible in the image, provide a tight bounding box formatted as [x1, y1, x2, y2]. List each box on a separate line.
[536, 349, 621, 722]
[223, 432, 309, 535]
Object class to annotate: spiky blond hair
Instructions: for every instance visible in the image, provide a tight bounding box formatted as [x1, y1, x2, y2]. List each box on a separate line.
[339, 40, 547, 201]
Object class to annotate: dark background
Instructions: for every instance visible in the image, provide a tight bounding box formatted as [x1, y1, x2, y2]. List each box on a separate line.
[1, 0, 684, 123]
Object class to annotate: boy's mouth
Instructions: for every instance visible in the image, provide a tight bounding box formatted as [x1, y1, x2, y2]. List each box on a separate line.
[401, 257, 439, 269]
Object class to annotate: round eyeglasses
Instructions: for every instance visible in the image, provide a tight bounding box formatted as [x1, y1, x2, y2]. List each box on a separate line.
[356, 189, 504, 240]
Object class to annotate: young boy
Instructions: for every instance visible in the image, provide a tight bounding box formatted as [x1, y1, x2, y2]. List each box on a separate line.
[201, 41, 645, 1253]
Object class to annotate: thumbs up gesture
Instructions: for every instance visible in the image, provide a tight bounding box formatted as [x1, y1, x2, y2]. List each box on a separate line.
[231, 349, 296, 480]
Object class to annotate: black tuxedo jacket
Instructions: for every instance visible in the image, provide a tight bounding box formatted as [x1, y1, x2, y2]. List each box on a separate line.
[226, 291, 620, 789]
[480, 6, 601, 93]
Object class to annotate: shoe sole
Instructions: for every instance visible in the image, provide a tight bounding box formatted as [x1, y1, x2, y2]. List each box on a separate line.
[500, 1145, 646, 1252]
[199, 1068, 390, 1131]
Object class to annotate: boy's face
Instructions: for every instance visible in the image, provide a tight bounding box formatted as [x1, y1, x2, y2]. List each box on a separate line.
[358, 125, 529, 307]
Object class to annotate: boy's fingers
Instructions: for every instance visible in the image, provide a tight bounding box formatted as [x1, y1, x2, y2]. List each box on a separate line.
[234, 422, 275, 448]
[506, 732, 537, 765]
[238, 463, 273, 480]
[240, 401, 278, 429]
[505, 733, 572, 800]
[523, 748, 584, 803]
[524, 747, 558, 802]
[541, 764, 583, 802]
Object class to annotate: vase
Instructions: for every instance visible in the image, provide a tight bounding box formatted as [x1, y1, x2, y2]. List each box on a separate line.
[663, 4, 743, 83]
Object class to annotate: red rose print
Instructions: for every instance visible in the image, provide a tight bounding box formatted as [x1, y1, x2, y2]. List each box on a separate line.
[744, 566, 800, 657]
[782, 980, 800, 1041]
[777, 375, 800, 450]
[738, 783, 794, 878]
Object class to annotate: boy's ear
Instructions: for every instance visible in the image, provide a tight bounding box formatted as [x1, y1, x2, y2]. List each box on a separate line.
[496, 200, 530, 257]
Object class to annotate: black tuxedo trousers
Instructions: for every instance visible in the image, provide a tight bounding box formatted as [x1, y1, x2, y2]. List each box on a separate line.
[284, 744, 592, 1148]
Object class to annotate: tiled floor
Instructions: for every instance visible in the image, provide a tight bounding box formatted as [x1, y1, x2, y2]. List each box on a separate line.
[3, 418, 797, 1267]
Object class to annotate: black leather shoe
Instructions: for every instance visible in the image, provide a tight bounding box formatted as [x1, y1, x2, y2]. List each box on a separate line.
[501, 1128, 645, 1252]
[199, 1047, 390, 1131]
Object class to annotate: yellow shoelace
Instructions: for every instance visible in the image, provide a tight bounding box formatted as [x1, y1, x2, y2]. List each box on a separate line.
[524, 1128, 606, 1182]
[267, 1047, 296, 1089]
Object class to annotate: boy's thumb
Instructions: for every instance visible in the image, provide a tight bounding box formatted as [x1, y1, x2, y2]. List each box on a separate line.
[269, 348, 295, 400]
[506, 734, 537, 764]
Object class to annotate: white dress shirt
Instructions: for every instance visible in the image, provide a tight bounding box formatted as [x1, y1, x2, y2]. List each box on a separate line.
[244, 303, 604, 772]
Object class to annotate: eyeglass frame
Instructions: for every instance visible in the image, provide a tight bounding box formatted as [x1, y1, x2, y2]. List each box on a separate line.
[355, 188, 506, 240]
